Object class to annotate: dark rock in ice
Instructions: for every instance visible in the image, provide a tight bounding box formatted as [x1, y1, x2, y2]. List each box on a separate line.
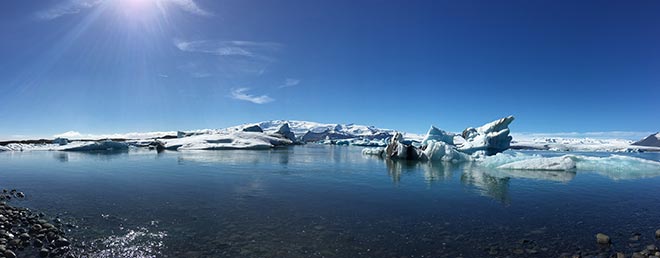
[242, 125, 263, 133]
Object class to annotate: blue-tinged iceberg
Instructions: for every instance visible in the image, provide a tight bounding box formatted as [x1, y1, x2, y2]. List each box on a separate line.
[421, 126, 455, 145]
[370, 116, 516, 162]
[458, 116, 514, 156]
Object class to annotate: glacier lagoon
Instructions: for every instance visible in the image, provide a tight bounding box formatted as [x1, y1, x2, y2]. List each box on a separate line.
[1, 146, 660, 257]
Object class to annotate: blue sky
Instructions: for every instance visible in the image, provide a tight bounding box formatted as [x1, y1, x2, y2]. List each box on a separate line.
[0, 0, 658, 140]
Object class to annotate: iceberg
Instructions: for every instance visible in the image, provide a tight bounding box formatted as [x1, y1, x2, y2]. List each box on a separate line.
[62, 140, 129, 151]
[496, 156, 577, 171]
[362, 147, 385, 156]
[384, 132, 424, 160]
[421, 126, 455, 145]
[162, 131, 293, 150]
[458, 116, 514, 156]
[372, 116, 515, 162]
[422, 140, 469, 163]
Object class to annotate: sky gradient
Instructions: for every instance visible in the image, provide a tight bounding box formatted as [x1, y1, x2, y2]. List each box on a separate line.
[0, 0, 659, 140]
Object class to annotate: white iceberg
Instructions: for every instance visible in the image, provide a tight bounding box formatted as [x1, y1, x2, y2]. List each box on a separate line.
[162, 131, 292, 150]
[362, 147, 385, 156]
[458, 116, 514, 156]
[421, 126, 455, 145]
[496, 156, 577, 171]
[422, 140, 469, 163]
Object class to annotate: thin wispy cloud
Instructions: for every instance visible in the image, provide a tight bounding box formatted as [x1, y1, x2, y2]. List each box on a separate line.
[279, 78, 301, 88]
[168, 0, 211, 16]
[36, 0, 101, 20]
[36, 0, 210, 20]
[174, 40, 281, 60]
[230, 88, 274, 104]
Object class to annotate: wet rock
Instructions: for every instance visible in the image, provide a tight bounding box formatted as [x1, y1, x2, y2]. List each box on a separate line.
[53, 237, 70, 247]
[4, 250, 16, 258]
[596, 233, 611, 245]
[19, 233, 30, 240]
[33, 238, 43, 247]
[615, 252, 625, 258]
[632, 252, 645, 258]
[630, 233, 641, 242]
[648, 244, 659, 251]
[15, 192, 24, 198]
[656, 229, 660, 239]
[39, 248, 49, 257]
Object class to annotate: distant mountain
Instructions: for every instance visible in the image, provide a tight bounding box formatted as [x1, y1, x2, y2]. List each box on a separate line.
[632, 132, 660, 147]
[237, 120, 402, 142]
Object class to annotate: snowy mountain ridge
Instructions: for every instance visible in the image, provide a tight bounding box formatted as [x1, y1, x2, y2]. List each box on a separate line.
[632, 132, 660, 147]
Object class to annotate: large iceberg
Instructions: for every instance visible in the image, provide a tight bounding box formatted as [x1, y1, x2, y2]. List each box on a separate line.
[496, 156, 577, 171]
[370, 116, 515, 162]
[161, 131, 293, 150]
[458, 116, 514, 156]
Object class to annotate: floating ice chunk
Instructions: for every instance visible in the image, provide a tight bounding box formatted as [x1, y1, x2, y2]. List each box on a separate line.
[422, 126, 455, 146]
[459, 116, 514, 156]
[496, 156, 577, 171]
[575, 155, 660, 171]
[362, 147, 385, 156]
[162, 131, 292, 150]
[422, 140, 470, 163]
[384, 132, 423, 160]
[62, 140, 129, 151]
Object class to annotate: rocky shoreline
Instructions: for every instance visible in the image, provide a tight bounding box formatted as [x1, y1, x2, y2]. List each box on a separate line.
[0, 190, 75, 258]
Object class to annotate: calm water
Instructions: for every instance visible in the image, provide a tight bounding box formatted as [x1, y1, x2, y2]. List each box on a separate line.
[1, 146, 660, 257]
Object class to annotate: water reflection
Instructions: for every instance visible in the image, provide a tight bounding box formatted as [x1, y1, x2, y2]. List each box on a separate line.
[54, 152, 69, 162]
[460, 165, 511, 203]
